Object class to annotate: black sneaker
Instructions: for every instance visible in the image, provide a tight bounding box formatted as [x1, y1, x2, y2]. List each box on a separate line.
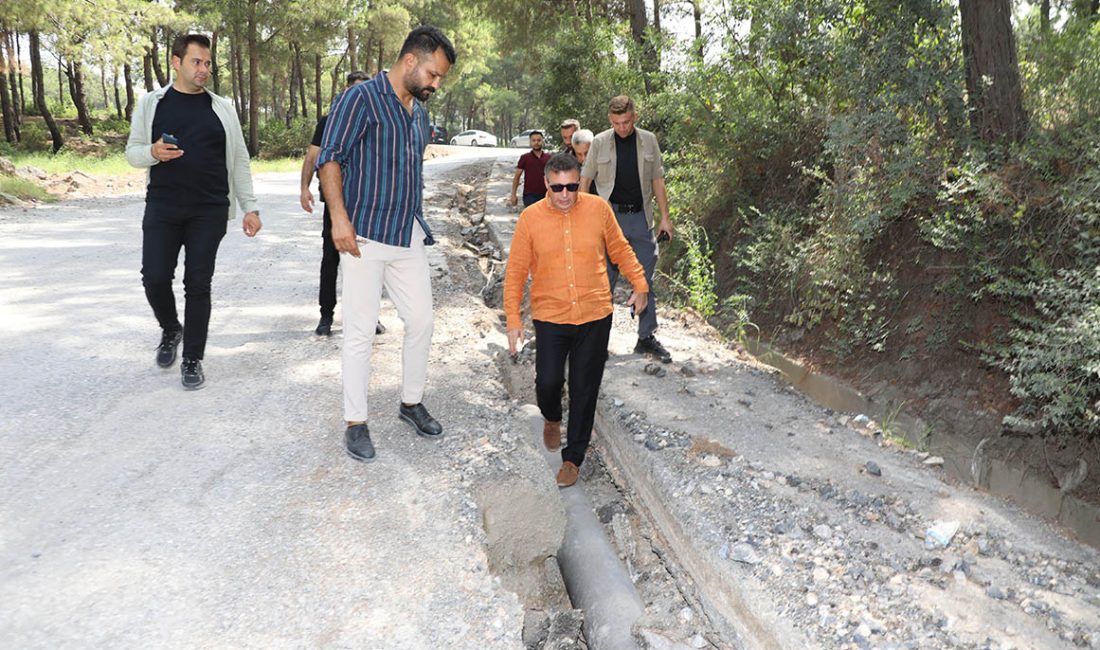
[315, 315, 334, 336]
[345, 423, 376, 462]
[156, 328, 182, 368]
[180, 357, 205, 390]
[634, 336, 672, 364]
[399, 403, 443, 438]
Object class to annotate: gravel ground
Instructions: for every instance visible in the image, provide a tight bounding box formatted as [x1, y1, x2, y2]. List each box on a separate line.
[0, 150, 558, 649]
[478, 161, 1100, 649]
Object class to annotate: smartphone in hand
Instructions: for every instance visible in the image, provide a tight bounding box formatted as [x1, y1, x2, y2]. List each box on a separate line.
[161, 133, 179, 146]
[656, 230, 670, 243]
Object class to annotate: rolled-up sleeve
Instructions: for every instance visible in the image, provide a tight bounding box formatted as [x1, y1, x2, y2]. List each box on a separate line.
[317, 88, 368, 169]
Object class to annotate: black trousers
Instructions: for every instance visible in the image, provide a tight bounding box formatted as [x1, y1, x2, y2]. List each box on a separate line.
[534, 315, 612, 467]
[141, 206, 227, 360]
[319, 205, 340, 317]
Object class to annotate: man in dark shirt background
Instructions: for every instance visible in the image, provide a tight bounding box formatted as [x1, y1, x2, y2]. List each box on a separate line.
[126, 33, 261, 390]
[580, 95, 675, 363]
[510, 130, 551, 208]
[299, 70, 382, 337]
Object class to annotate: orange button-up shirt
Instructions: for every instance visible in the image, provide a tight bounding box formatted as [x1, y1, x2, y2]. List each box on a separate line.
[504, 193, 649, 329]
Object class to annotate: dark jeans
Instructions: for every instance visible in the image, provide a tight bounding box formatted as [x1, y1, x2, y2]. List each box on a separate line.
[607, 207, 658, 338]
[141, 205, 227, 360]
[534, 315, 612, 467]
[522, 192, 545, 207]
[320, 205, 340, 317]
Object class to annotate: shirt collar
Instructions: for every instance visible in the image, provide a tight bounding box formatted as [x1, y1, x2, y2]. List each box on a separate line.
[376, 70, 423, 114]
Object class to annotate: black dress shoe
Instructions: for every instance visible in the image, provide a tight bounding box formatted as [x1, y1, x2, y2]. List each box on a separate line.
[180, 357, 205, 390]
[399, 403, 443, 438]
[315, 315, 334, 336]
[634, 335, 672, 364]
[345, 423, 376, 462]
[156, 328, 182, 368]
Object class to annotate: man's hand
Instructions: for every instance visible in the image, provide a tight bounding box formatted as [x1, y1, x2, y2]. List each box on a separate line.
[627, 291, 649, 317]
[656, 217, 673, 243]
[243, 212, 262, 237]
[330, 213, 361, 258]
[151, 137, 184, 162]
[300, 189, 315, 213]
[507, 328, 525, 355]
[509, 193, 518, 207]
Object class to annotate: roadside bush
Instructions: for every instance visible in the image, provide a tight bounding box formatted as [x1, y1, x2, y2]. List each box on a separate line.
[257, 117, 314, 159]
[17, 122, 53, 153]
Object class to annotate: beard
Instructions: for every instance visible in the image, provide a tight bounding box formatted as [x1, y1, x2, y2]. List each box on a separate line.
[405, 67, 435, 102]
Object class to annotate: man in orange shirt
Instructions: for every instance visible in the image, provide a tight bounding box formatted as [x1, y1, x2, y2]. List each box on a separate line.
[504, 153, 649, 487]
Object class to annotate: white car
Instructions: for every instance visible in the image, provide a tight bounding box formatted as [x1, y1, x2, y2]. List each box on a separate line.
[509, 129, 552, 148]
[450, 129, 498, 147]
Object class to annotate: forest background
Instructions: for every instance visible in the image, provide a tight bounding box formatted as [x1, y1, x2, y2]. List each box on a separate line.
[1, 0, 1099, 453]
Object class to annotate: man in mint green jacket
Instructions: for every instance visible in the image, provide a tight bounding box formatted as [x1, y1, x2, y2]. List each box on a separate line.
[126, 33, 261, 390]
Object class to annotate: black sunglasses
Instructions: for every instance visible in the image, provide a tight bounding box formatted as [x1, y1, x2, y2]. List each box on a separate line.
[549, 183, 580, 193]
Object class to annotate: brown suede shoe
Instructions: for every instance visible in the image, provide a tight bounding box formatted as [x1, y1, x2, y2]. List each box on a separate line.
[556, 461, 579, 488]
[543, 420, 562, 451]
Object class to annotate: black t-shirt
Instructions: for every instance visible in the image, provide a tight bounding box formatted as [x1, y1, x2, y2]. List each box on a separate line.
[608, 131, 643, 206]
[311, 114, 328, 202]
[148, 88, 229, 213]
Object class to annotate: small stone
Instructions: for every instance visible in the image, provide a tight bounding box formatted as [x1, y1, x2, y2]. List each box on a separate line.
[690, 634, 707, 649]
[856, 623, 872, 638]
[865, 461, 882, 476]
[730, 542, 761, 565]
[986, 585, 1007, 600]
[812, 567, 829, 582]
[678, 607, 694, 623]
[644, 438, 661, 451]
[718, 543, 730, 560]
[923, 456, 945, 466]
[613, 398, 625, 407]
[644, 363, 666, 377]
[680, 364, 697, 377]
[853, 414, 871, 426]
[806, 592, 819, 606]
[700, 454, 722, 468]
[813, 524, 832, 540]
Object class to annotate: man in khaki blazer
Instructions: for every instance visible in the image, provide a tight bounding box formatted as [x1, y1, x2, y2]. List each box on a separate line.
[580, 95, 674, 363]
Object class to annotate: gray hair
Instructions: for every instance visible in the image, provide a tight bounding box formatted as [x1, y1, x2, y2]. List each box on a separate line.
[571, 129, 594, 146]
[544, 152, 581, 176]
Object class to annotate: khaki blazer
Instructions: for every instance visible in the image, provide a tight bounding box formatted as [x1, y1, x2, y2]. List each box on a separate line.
[580, 126, 665, 228]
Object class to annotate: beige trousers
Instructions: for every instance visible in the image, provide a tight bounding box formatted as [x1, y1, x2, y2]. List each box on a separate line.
[341, 222, 433, 422]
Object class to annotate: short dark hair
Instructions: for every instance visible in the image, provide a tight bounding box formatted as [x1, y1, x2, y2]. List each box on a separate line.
[346, 70, 369, 85]
[544, 152, 581, 176]
[530, 130, 544, 138]
[399, 26, 456, 65]
[171, 33, 211, 61]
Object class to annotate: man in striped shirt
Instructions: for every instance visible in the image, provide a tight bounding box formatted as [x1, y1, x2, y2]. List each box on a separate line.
[317, 26, 456, 463]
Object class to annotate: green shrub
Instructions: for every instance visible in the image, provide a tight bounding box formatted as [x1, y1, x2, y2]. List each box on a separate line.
[17, 122, 53, 153]
[257, 117, 314, 159]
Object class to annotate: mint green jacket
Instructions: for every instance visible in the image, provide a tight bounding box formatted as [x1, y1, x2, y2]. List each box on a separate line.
[125, 84, 259, 218]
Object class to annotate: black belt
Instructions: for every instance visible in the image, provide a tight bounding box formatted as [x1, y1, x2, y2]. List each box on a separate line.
[612, 202, 644, 213]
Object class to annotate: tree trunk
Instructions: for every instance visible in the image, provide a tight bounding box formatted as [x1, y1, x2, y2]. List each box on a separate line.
[247, 0, 260, 156]
[959, 0, 1028, 144]
[66, 59, 94, 135]
[12, 30, 25, 117]
[626, 0, 656, 93]
[287, 50, 297, 126]
[29, 31, 63, 153]
[652, 0, 660, 32]
[377, 40, 384, 74]
[151, 29, 168, 87]
[348, 27, 358, 70]
[99, 64, 108, 110]
[211, 30, 221, 95]
[0, 32, 17, 143]
[1041, 0, 1051, 33]
[296, 44, 308, 118]
[112, 67, 122, 119]
[692, 0, 703, 62]
[314, 52, 322, 117]
[5, 30, 21, 123]
[142, 52, 154, 91]
[57, 53, 65, 106]
[124, 62, 135, 120]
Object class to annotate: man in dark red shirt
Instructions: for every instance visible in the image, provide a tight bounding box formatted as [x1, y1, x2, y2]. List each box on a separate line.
[510, 130, 551, 208]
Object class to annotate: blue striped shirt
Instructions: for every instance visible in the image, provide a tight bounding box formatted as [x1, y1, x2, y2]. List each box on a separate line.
[317, 71, 433, 247]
